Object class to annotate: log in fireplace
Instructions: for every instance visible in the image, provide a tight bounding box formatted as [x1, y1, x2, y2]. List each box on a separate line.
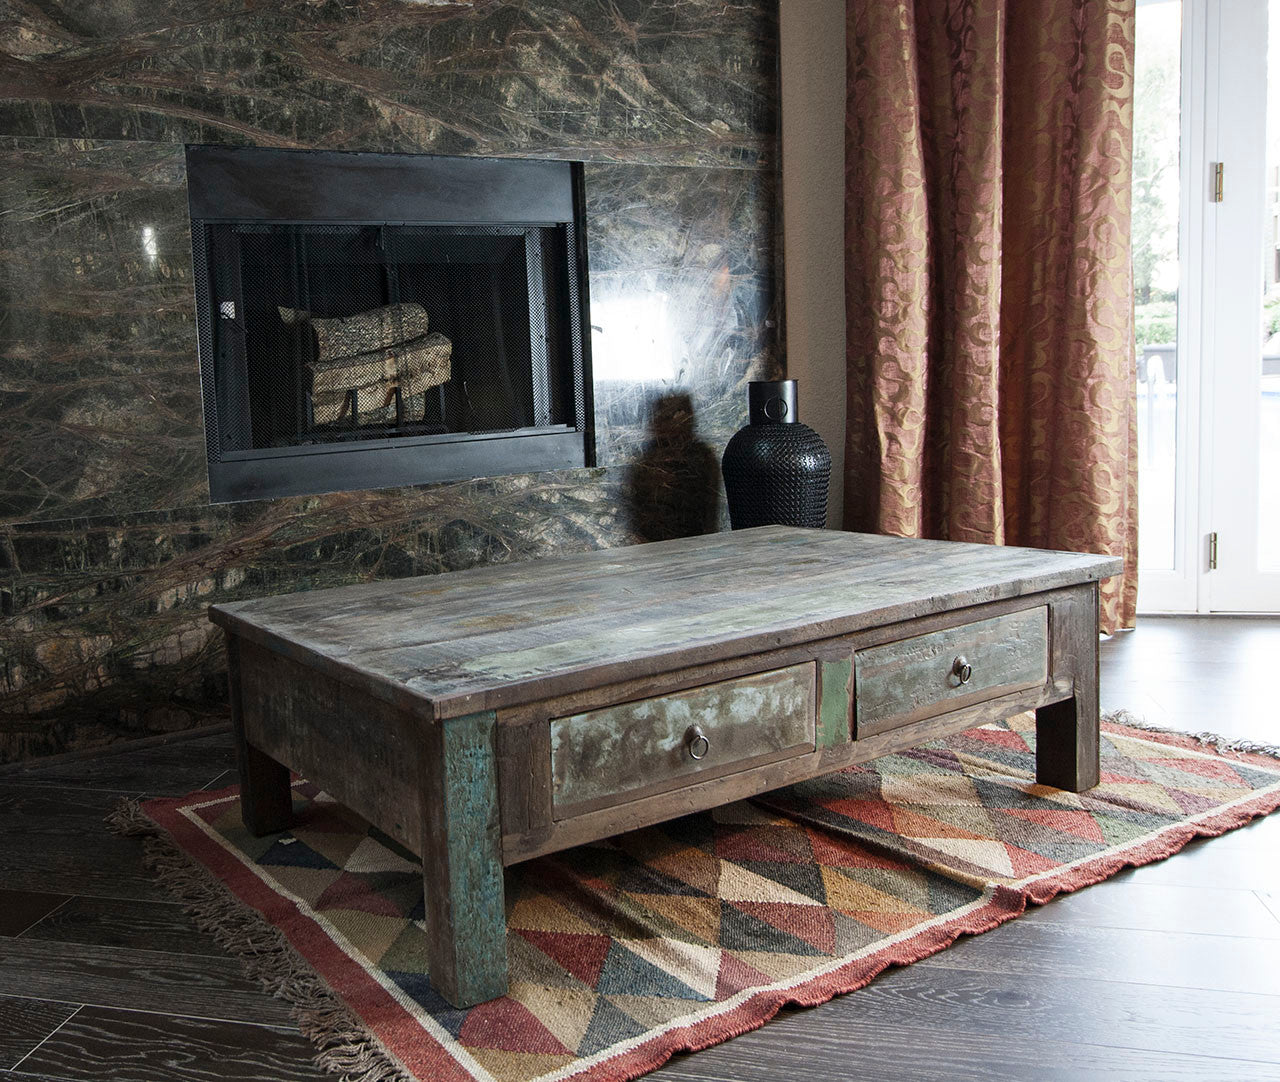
[187, 146, 594, 503]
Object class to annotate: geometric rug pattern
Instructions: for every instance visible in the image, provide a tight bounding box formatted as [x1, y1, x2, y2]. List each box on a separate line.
[139, 715, 1280, 1082]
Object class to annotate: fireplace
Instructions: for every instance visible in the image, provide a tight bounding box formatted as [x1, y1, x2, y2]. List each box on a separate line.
[187, 147, 594, 503]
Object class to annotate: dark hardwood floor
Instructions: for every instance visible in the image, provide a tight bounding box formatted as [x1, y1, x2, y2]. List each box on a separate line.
[1, 616, 1277, 1082]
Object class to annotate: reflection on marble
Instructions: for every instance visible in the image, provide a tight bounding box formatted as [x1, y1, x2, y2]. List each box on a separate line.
[0, 0, 777, 169]
[586, 162, 781, 469]
[0, 138, 207, 523]
[0, 469, 639, 763]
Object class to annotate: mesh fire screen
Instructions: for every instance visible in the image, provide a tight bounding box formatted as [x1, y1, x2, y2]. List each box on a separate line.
[204, 223, 579, 453]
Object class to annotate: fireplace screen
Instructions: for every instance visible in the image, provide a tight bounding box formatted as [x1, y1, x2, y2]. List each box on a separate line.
[187, 147, 592, 503]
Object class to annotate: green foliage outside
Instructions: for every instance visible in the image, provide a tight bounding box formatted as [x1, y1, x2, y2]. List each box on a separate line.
[1135, 300, 1176, 347]
[1132, 7, 1179, 352]
[1265, 285, 1280, 339]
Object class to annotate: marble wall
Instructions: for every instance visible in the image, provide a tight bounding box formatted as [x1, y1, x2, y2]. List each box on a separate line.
[0, 0, 782, 763]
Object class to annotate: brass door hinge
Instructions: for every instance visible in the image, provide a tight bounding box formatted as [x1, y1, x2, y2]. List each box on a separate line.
[1211, 162, 1224, 202]
[1208, 531, 1219, 570]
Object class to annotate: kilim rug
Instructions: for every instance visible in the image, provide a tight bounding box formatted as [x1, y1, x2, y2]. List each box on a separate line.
[114, 714, 1280, 1082]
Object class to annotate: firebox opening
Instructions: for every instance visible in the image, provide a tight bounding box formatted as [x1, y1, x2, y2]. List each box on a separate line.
[188, 146, 593, 504]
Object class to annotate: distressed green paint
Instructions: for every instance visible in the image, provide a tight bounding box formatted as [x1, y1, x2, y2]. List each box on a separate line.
[551, 664, 816, 811]
[439, 709, 507, 1005]
[818, 659, 852, 748]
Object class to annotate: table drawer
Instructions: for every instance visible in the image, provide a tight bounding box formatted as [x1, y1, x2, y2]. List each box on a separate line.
[855, 607, 1049, 736]
[550, 663, 816, 818]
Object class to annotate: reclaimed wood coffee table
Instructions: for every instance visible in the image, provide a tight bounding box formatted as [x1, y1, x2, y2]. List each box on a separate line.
[209, 526, 1120, 1007]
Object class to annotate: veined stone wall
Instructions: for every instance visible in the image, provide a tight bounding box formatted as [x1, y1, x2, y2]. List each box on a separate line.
[0, 0, 781, 763]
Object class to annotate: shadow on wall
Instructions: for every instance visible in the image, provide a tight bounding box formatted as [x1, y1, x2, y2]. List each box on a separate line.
[623, 393, 721, 542]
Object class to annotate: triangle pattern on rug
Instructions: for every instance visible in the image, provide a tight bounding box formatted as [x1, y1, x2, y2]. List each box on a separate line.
[714, 951, 776, 1001]
[1002, 806, 1109, 844]
[258, 836, 338, 870]
[458, 998, 571, 1055]
[904, 836, 1017, 877]
[595, 941, 710, 1001]
[717, 861, 823, 907]
[143, 716, 1280, 1082]
[516, 930, 613, 988]
[732, 901, 837, 954]
[719, 899, 826, 957]
[576, 997, 650, 1057]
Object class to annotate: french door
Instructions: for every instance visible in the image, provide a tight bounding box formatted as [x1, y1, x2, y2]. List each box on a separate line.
[1136, 0, 1280, 612]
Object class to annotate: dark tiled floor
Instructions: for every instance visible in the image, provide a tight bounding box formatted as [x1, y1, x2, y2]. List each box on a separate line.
[1, 617, 1277, 1082]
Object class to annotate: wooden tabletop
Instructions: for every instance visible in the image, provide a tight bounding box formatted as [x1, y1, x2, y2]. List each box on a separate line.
[209, 526, 1122, 720]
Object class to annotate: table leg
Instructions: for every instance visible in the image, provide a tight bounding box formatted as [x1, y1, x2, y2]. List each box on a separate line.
[419, 709, 508, 1008]
[1035, 586, 1101, 792]
[1035, 695, 1100, 792]
[226, 634, 292, 836]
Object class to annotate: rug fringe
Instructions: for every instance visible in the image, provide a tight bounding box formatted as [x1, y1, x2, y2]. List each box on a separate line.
[104, 798, 412, 1082]
[1103, 709, 1280, 760]
[104, 797, 157, 837]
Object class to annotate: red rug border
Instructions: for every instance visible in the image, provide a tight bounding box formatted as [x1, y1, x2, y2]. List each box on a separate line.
[139, 723, 1280, 1082]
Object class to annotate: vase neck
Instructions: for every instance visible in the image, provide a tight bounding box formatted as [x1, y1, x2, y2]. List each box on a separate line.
[747, 379, 798, 424]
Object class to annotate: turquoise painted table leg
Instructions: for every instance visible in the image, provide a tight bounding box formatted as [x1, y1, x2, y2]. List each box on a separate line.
[419, 709, 508, 1008]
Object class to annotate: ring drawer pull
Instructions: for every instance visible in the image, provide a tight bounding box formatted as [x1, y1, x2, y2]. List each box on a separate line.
[951, 656, 973, 686]
[686, 725, 710, 760]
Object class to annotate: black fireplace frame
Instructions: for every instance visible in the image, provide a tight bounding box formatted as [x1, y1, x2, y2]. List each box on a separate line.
[187, 145, 595, 503]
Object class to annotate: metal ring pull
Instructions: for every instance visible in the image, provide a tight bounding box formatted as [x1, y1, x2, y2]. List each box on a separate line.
[686, 725, 710, 761]
[951, 656, 973, 686]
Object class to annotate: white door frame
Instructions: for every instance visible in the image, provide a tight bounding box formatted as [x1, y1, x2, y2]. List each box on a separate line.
[1138, 0, 1280, 613]
[1204, 0, 1280, 610]
[1138, 0, 1208, 613]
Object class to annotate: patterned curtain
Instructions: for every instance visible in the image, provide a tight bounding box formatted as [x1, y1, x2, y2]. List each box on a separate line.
[844, 0, 1139, 633]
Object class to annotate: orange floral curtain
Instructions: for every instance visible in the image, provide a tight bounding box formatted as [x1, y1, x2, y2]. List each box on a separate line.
[844, 0, 1139, 633]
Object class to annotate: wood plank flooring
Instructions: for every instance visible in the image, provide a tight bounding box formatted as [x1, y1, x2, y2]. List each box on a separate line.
[1, 616, 1277, 1082]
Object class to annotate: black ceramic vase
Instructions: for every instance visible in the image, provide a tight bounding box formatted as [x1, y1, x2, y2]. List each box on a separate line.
[721, 379, 831, 529]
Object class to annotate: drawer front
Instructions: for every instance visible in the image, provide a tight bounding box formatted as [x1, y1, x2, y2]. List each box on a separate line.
[855, 607, 1049, 736]
[551, 663, 816, 818]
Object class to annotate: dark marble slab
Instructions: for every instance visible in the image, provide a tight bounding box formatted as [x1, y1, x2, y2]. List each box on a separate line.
[0, 469, 646, 763]
[0, 137, 207, 524]
[0, 0, 777, 169]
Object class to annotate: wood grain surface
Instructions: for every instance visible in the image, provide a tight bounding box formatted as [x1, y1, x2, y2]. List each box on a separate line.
[1035, 582, 1101, 792]
[817, 659, 852, 748]
[0, 997, 79, 1071]
[234, 638, 420, 849]
[10, 1007, 326, 1082]
[210, 527, 1120, 720]
[854, 606, 1048, 736]
[0, 890, 69, 937]
[16, 897, 227, 958]
[0, 939, 295, 1025]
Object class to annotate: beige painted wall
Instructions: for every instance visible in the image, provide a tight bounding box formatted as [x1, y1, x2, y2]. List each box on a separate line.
[779, 0, 847, 528]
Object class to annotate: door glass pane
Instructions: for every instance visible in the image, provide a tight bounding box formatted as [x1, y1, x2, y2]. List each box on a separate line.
[1134, 0, 1182, 571]
[1261, 0, 1280, 569]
